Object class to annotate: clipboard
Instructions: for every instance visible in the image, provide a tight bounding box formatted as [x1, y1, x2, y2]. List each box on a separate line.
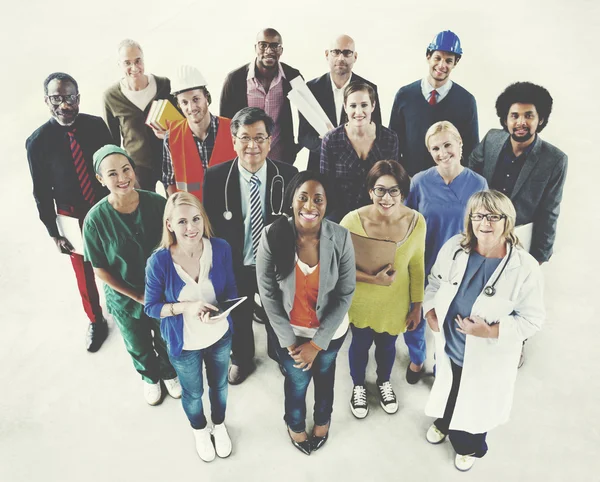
[515, 223, 533, 252]
[56, 214, 84, 255]
[350, 233, 397, 275]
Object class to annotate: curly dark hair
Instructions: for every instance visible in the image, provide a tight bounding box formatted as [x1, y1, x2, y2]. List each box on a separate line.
[495, 82, 553, 132]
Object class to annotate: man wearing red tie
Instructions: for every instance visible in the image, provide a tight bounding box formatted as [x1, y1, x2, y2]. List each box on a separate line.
[389, 30, 479, 176]
[26, 72, 114, 352]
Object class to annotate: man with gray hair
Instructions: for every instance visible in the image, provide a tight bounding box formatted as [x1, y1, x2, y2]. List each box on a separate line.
[203, 107, 298, 384]
[299, 34, 382, 172]
[103, 39, 171, 191]
[220, 28, 304, 165]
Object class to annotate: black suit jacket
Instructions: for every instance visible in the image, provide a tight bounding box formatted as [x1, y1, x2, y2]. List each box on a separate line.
[219, 62, 303, 165]
[203, 158, 298, 272]
[298, 72, 382, 172]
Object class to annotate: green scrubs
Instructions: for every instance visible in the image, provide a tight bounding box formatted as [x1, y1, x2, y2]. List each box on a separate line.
[83, 190, 176, 383]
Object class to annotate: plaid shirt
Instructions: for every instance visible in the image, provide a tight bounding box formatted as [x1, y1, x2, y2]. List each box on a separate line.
[162, 115, 220, 186]
[321, 124, 399, 221]
[491, 135, 537, 196]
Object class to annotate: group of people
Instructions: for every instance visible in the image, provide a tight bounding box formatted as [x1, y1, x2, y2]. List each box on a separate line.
[25, 27, 567, 472]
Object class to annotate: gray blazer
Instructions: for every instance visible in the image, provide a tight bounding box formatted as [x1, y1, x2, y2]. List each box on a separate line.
[468, 129, 568, 263]
[256, 218, 356, 350]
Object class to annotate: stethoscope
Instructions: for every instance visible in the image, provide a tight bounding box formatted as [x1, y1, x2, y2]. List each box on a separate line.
[222, 157, 285, 221]
[451, 242, 513, 297]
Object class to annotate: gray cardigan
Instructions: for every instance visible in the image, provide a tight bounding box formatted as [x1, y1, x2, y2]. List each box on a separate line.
[468, 129, 568, 263]
[256, 218, 356, 350]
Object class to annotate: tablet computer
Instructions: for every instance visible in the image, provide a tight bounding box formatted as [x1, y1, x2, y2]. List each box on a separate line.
[210, 296, 247, 320]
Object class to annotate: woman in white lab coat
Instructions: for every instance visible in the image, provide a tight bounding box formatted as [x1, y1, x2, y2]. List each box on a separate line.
[423, 190, 544, 472]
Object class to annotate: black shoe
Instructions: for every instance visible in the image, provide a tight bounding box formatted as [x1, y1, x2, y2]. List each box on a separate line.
[406, 363, 424, 385]
[86, 318, 108, 352]
[228, 364, 250, 385]
[310, 423, 330, 452]
[287, 425, 311, 455]
[253, 301, 267, 324]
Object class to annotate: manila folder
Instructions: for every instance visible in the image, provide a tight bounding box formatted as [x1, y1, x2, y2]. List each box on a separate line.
[350, 233, 397, 275]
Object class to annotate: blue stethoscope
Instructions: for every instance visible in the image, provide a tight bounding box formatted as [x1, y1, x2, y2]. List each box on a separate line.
[222, 157, 285, 220]
[451, 242, 514, 297]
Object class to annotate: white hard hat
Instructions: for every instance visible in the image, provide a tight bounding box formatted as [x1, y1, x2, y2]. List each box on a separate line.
[170, 65, 208, 95]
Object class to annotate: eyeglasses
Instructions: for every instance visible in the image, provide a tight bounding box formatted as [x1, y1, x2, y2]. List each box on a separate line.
[47, 94, 79, 106]
[372, 186, 402, 198]
[234, 135, 270, 145]
[469, 213, 506, 223]
[257, 41, 282, 52]
[329, 49, 354, 58]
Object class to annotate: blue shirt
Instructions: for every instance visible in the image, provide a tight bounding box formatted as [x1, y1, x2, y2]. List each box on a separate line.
[406, 167, 488, 276]
[239, 161, 267, 266]
[443, 251, 502, 366]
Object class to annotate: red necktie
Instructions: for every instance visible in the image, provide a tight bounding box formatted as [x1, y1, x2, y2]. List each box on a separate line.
[68, 129, 96, 205]
[429, 90, 438, 105]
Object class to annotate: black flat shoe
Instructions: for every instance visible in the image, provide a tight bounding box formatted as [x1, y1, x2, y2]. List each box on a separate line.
[286, 425, 311, 455]
[310, 430, 329, 452]
[406, 363, 424, 385]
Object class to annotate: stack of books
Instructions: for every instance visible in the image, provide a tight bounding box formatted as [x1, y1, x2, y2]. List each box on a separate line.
[145, 99, 184, 130]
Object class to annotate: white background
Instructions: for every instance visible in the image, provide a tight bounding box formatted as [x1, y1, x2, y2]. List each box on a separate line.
[1, 0, 598, 480]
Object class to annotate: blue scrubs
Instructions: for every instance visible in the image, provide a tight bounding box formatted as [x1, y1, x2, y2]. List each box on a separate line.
[406, 167, 488, 276]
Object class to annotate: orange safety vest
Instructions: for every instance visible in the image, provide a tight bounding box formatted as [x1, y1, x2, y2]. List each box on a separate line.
[167, 116, 236, 201]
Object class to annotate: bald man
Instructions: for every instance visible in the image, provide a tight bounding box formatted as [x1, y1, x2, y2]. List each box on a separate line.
[298, 35, 382, 172]
[220, 28, 304, 165]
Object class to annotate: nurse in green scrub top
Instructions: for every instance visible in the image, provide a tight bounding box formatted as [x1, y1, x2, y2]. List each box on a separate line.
[83, 145, 180, 406]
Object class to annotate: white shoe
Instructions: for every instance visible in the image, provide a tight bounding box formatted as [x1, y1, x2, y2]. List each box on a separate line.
[350, 385, 369, 419]
[193, 427, 216, 462]
[144, 381, 162, 406]
[455, 454, 476, 471]
[212, 422, 233, 458]
[426, 424, 447, 444]
[164, 377, 182, 399]
[377, 381, 399, 414]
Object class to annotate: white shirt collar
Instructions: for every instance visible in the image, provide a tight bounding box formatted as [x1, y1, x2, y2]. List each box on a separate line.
[421, 77, 453, 101]
[238, 159, 268, 184]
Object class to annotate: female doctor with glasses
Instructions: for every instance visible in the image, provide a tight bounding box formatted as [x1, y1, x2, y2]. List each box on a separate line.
[422, 190, 544, 472]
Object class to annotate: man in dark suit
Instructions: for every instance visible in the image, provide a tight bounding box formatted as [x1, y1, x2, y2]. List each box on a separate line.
[204, 107, 298, 384]
[26, 72, 113, 352]
[219, 28, 304, 165]
[298, 34, 382, 172]
[469, 81, 568, 265]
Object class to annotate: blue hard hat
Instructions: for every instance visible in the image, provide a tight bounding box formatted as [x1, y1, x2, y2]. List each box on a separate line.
[427, 30, 463, 56]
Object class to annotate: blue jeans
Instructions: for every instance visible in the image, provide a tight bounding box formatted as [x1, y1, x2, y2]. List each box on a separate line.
[403, 318, 427, 366]
[278, 333, 347, 433]
[348, 324, 398, 385]
[168, 330, 232, 430]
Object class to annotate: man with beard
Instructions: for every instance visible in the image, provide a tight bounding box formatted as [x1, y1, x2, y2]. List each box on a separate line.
[389, 30, 479, 176]
[220, 28, 304, 165]
[26, 72, 113, 352]
[162, 65, 236, 200]
[469, 81, 568, 265]
[298, 34, 382, 172]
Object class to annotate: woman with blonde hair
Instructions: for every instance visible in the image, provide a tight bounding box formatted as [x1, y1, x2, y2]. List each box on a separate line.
[404, 121, 487, 384]
[145, 191, 238, 463]
[423, 190, 544, 471]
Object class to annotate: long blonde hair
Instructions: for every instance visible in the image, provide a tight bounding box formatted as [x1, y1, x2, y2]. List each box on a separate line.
[159, 192, 213, 249]
[461, 190, 520, 251]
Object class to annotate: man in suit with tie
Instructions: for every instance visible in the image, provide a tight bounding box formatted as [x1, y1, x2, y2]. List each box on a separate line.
[298, 34, 382, 172]
[469, 81, 568, 265]
[389, 30, 479, 176]
[26, 72, 113, 352]
[203, 107, 298, 384]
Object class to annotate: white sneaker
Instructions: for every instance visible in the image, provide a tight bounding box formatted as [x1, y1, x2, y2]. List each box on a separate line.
[350, 385, 369, 419]
[212, 422, 233, 458]
[377, 381, 399, 414]
[426, 424, 447, 444]
[455, 454, 476, 471]
[193, 427, 216, 462]
[163, 377, 182, 399]
[144, 381, 162, 406]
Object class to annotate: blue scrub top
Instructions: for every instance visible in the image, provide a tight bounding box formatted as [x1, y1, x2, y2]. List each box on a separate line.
[443, 251, 502, 366]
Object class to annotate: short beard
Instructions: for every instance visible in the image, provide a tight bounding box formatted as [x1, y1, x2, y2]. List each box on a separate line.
[510, 130, 534, 143]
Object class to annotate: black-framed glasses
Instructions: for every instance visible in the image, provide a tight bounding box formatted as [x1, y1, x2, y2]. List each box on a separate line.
[257, 41, 282, 52]
[329, 49, 354, 58]
[234, 135, 270, 145]
[372, 186, 401, 198]
[46, 94, 79, 106]
[469, 213, 506, 223]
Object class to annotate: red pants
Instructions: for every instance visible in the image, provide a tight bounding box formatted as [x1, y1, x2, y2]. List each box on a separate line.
[58, 208, 103, 324]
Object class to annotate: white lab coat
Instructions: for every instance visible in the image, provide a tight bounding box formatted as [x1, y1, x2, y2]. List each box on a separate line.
[423, 234, 545, 434]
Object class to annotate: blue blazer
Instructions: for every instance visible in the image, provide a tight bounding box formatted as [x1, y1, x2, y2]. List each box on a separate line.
[144, 237, 238, 357]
